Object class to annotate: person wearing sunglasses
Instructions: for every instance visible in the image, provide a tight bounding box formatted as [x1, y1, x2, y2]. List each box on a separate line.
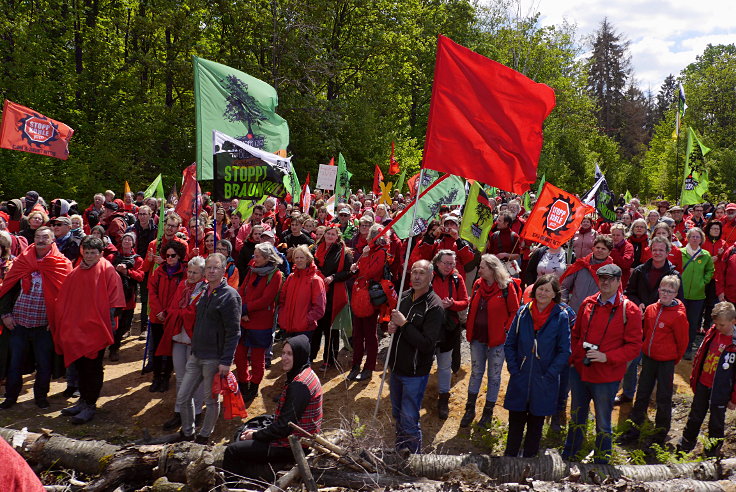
[147, 240, 188, 393]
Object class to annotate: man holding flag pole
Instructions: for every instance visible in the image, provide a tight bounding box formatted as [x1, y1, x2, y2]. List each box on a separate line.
[373, 34, 555, 454]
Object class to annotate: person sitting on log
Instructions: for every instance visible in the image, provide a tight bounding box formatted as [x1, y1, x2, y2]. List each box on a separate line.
[222, 334, 322, 479]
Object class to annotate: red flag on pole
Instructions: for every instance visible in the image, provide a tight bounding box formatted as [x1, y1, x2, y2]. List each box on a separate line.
[372, 165, 384, 195]
[520, 182, 594, 249]
[388, 142, 400, 175]
[301, 172, 312, 212]
[406, 172, 419, 197]
[0, 100, 74, 160]
[422, 35, 555, 194]
[328, 157, 335, 166]
[175, 164, 202, 227]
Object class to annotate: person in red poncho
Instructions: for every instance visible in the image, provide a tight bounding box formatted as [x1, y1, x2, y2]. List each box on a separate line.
[0, 437, 44, 491]
[0, 227, 72, 410]
[155, 255, 207, 431]
[54, 236, 125, 424]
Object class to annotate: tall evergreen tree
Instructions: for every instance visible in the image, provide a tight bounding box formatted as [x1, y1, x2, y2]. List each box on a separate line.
[655, 74, 677, 122]
[587, 18, 630, 142]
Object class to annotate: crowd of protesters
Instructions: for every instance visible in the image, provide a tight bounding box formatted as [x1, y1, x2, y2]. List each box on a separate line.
[2, 186, 736, 469]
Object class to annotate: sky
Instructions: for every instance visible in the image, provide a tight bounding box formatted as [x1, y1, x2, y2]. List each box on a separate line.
[519, 0, 736, 93]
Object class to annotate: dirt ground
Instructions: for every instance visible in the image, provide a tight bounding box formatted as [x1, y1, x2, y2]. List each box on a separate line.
[1, 306, 735, 466]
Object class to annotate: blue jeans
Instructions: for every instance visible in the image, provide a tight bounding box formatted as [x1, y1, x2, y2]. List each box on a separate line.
[562, 367, 619, 464]
[390, 372, 429, 454]
[621, 352, 642, 399]
[5, 325, 54, 401]
[435, 350, 452, 394]
[468, 341, 504, 402]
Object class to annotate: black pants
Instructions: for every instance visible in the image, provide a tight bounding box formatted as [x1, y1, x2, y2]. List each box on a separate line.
[680, 382, 726, 453]
[311, 315, 339, 365]
[76, 349, 105, 406]
[223, 439, 294, 479]
[112, 309, 134, 351]
[139, 275, 149, 331]
[629, 355, 675, 438]
[505, 410, 546, 457]
[150, 323, 172, 379]
[451, 327, 462, 373]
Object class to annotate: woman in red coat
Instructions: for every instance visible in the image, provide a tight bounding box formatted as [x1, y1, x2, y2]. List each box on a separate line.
[155, 255, 207, 430]
[279, 245, 326, 341]
[461, 254, 520, 428]
[348, 224, 390, 381]
[108, 232, 145, 361]
[147, 240, 187, 392]
[703, 220, 726, 329]
[236, 243, 283, 404]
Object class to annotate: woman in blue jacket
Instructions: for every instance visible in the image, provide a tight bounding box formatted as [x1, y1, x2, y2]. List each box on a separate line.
[503, 274, 571, 457]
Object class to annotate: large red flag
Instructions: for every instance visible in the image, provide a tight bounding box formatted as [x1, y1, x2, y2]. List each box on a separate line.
[0, 100, 74, 160]
[372, 165, 383, 195]
[388, 141, 400, 175]
[175, 164, 202, 228]
[423, 36, 555, 194]
[520, 182, 594, 249]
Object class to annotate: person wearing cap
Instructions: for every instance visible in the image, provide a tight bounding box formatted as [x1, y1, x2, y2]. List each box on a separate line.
[414, 214, 476, 280]
[50, 216, 82, 263]
[669, 205, 691, 243]
[101, 201, 128, 250]
[562, 263, 642, 464]
[657, 200, 671, 217]
[335, 207, 358, 240]
[720, 203, 736, 245]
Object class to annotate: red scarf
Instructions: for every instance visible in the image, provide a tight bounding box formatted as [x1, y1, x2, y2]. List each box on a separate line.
[0, 243, 72, 334]
[559, 253, 613, 285]
[628, 234, 649, 246]
[530, 300, 554, 331]
[315, 241, 348, 322]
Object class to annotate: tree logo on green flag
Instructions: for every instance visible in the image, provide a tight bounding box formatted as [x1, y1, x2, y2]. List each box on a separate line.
[684, 143, 706, 192]
[222, 75, 268, 148]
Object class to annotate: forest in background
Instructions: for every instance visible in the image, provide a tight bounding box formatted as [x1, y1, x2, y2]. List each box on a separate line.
[0, 0, 734, 204]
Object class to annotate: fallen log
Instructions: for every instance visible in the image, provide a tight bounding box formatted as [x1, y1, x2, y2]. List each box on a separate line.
[404, 450, 734, 485]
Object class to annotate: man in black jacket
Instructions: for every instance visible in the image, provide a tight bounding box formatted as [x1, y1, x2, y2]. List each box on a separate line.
[387, 259, 444, 454]
[176, 253, 241, 444]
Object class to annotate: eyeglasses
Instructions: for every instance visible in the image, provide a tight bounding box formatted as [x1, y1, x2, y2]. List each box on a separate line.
[165, 253, 178, 258]
[439, 260, 456, 266]
[659, 288, 676, 294]
[165, 223, 178, 228]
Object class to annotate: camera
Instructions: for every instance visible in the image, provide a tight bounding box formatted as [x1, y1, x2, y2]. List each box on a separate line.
[582, 342, 599, 366]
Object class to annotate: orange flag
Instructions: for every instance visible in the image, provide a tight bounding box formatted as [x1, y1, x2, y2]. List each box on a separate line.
[520, 182, 594, 249]
[388, 141, 399, 175]
[0, 100, 74, 160]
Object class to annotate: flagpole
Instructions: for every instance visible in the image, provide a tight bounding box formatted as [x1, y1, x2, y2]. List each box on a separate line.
[674, 88, 682, 204]
[373, 168, 425, 419]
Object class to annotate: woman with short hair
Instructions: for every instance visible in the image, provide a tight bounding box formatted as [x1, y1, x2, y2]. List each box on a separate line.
[279, 245, 326, 342]
[503, 274, 571, 457]
[236, 243, 283, 404]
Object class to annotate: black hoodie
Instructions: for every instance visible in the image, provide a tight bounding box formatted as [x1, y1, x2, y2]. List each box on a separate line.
[254, 335, 320, 443]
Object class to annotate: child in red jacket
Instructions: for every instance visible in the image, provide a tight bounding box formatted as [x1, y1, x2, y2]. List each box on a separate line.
[678, 301, 736, 455]
[621, 275, 688, 444]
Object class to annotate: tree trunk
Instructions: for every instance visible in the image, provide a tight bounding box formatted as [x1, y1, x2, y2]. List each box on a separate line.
[0, 427, 223, 491]
[404, 450, 732, 485]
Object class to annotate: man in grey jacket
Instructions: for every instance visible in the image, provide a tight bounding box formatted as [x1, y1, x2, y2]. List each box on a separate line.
[176, 253, 241, 443]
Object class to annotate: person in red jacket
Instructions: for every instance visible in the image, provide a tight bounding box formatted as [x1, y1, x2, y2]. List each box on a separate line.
[431, 250, 469, 420]
[721, 203, 736, 245]
[620, 275, 688, 444]
[460, 254, 520, 428]
[348, 224, 390, 381]
[609, 223, 634, 289]
[562, 264, 642, 464]
[155, 255, 207, 431]
[147, 240, 187, 393]
[237, 243, 283, 404]
[279, 245, 326, 342]
[108, 232, 145, 361]
[413, 215, 475, 280]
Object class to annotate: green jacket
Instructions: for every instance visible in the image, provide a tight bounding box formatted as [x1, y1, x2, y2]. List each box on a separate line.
[680, 247, 714, 300]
